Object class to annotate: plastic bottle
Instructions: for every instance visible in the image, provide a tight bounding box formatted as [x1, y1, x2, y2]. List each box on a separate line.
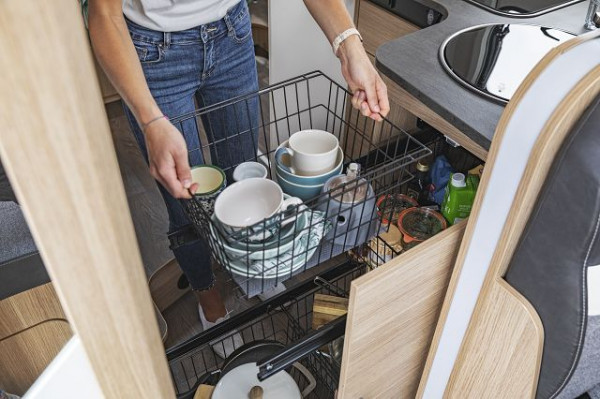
[441, 173, 479, 225]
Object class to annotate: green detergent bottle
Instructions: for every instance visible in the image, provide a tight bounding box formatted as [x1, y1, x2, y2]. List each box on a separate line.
[441, 173, 479, 225]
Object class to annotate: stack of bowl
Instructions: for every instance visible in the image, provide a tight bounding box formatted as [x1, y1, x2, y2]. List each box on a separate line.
[274, 130, 344, 201]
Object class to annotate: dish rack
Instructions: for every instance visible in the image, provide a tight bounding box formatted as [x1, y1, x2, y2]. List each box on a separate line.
[171, 71, 430, 296]
[166, 262, 366, 398]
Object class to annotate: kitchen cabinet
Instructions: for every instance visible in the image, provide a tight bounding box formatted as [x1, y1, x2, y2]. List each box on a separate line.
[0, 0, 483, 397]
[339, 221, 467, 398]
[356, 0, 488, 160]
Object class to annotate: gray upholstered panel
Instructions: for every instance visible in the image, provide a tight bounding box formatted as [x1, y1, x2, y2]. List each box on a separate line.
[0, 160, 50, 299]
[0, 158, 17, 203]
[556, 315, 600, 399]
[505, 95, 600, 398]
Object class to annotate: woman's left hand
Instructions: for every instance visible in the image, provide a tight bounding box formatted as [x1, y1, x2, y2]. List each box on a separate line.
[338, 35, 390, 122]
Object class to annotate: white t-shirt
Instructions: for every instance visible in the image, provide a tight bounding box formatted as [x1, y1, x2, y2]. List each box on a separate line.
[123, 0, 241, 32]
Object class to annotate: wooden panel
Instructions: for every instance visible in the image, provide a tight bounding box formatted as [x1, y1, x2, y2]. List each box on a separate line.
[0, 320, 72, 396]
[0, 0, 176, 397]
[417, 30, 600, 398]
[446, 281, 543, 398]
[445, 63, 600, 399]
[0, 283, 66, 339]
[338, 221, 466, 398]
[357, 1, 419, 57]
[382, 74, 488, 161]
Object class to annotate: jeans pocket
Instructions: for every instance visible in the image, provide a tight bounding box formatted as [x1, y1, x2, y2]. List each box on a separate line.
[133, 41, 163, 64]
[230, 8, 252, 44]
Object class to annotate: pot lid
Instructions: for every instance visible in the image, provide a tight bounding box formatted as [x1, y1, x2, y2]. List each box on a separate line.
[212, 363, 301, 399]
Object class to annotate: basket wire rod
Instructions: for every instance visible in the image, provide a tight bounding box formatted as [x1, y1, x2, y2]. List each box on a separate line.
[325, 81, 333, 131]
[270, 87, 283, 153]
[283, 85, 292, 140]
[244, 98, 260, 163]
[335, 85, 344, 139]
[169, 71, 325, 124]
[218, 103, 236, 170]
[258, 93, 271, 175]
[294, 82, 302, 131]
[306, 79, 314, 129]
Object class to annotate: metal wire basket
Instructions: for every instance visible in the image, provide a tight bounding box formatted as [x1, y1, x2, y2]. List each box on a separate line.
[167, 262, 366, 398]
[171, 71, 430, 296]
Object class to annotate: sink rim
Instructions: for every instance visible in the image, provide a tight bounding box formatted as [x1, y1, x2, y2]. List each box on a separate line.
[438, 23, 576, 105]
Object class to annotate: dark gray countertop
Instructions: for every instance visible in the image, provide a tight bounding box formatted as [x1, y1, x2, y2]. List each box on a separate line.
[376, 0, 590, 151]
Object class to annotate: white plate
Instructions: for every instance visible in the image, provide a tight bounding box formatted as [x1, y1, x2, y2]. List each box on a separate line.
[212, 363, 301, 399]
[210, 213, 307, 261]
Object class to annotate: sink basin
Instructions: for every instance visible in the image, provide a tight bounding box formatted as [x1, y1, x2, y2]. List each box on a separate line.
[440, 24, 575, 104]
[464, 0, 585, 17]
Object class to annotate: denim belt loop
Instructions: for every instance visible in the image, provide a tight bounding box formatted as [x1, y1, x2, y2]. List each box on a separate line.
[163, 32, 171, 48]
[200, 25, 209, 43]
[223, 10, 234, 34]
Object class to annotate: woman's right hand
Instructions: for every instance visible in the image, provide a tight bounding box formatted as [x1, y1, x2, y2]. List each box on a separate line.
[143, 118, 198, 199]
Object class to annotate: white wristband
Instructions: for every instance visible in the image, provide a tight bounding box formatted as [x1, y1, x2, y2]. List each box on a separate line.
[332, 28, 363, 56]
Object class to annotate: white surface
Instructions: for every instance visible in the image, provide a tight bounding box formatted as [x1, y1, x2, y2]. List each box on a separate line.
[24, 336, 103, 399]
[422, 38, 600, 398]
[211, 363, 301, 399]
[268, 0, 355, 153]
[269, 0, 354, 87]
[589, 265, 600, 316]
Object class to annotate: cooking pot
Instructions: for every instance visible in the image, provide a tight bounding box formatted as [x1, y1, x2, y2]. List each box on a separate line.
[211, 340, 316, 399]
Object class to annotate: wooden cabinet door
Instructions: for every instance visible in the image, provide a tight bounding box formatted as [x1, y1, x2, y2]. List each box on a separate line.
[338, 221, 466, 398]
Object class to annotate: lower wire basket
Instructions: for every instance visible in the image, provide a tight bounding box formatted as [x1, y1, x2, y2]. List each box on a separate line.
[168, 262, 366, 398]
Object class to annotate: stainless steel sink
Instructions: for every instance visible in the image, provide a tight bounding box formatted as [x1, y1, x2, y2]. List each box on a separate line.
[464, 0, 585, 17]
[439, 24, 575, 104]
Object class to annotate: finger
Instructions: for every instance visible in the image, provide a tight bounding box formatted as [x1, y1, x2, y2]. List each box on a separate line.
[189, 182, 199, 195]
[376, 78, 390, 118]
[360, 101, 372, 118]
[358, 90, 366, 104]
[174, 149, 193, 190]
[357, 92, 369, 115]
[159, 162, 189, 199]
[351, 90, 360, 110]
[363, 80, 381, 115]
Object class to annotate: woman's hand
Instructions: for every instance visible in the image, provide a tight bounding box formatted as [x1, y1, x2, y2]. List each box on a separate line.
[338, 35, 390, 122]
[143, 118, 198, 199]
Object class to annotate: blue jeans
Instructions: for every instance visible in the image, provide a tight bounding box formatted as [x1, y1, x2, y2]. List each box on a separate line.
[123, 0, 259, 290]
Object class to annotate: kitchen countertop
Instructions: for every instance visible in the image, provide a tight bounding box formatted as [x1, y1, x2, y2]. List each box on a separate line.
[376, 0, 590, 151]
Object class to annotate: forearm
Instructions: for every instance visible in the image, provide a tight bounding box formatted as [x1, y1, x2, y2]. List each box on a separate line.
[88, 8, 161, 125]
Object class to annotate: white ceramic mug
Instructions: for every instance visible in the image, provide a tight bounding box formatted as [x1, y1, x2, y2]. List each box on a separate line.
[214, 178, 302, 241]
[275, 130, 339, 176]
[232, 161, 268, 182]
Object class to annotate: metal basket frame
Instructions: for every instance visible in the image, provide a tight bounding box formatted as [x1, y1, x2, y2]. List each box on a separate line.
[167, 261, 366, 398]
[170, 71, 430, 295]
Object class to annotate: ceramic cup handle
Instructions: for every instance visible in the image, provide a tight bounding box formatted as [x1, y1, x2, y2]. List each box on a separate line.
[275, 147, 296, 174]
[279, 197, 304, 227]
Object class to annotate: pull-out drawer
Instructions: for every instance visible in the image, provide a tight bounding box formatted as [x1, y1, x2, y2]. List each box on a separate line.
[339, 221, 466, 398]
